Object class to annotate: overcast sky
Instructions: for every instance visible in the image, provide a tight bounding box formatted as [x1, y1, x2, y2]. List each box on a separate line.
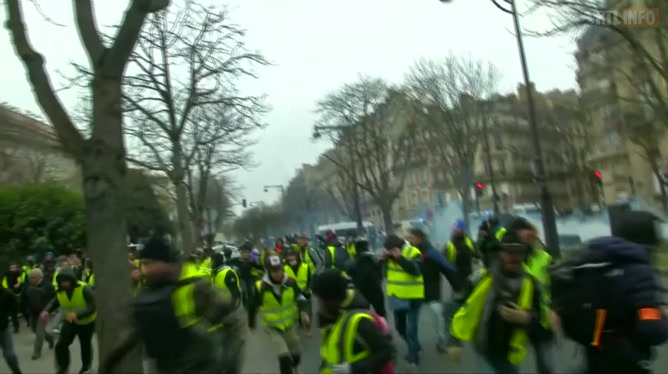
[0, 0, 578, 213]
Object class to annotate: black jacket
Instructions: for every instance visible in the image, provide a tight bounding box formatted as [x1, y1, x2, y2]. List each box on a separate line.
[24, 278, 55, 315]
[0, 287, 17, 330]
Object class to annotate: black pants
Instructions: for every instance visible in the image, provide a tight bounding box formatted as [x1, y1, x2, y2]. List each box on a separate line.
[55, 322, 95, 374]
[357, 285, 386, 317]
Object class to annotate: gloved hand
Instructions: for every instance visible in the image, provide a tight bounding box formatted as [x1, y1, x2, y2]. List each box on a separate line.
[331, 363, 352, 374]
[498, 303, 531, 326]
[446, 346, 462, 364]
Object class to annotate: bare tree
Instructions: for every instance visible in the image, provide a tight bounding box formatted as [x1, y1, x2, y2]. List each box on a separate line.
[233, 204, 285, 242]
[528, 0, 668, 118]
[120, 2, 268, 253]
[184, 103, 260, 241]
[545, 96, 596, 209]
[4, 0, 169, 370]
[405, 55, 500, 226]
[316, 77, 417, 231]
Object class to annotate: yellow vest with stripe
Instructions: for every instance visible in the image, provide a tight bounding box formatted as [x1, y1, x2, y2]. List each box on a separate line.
[320, 311, 373, 373]
[56, 282, 97, 325]
[386, 245, 424, 299]
[255, 279, 298, 330]
[446, 237, 475, 262]
[451, 270, 534, 365]
[284, 264, 309, 291]
[346, 243, 356, 257]
[171, 264, 205, 328]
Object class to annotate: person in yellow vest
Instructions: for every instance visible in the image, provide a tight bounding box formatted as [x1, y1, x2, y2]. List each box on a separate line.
[102, 236, 238, 374]
[323, 232, 350, 273]
[283, 249, 313, 337]
[344, 231, 357, 258]
[508, 217, 555, 374]
[444, 234, 543, 373]
[249, 254, 310, 374]
[41, 268, 96, 374]
[210, 252, 248, 374]
[382, 234, 424, 369]
[3, 262, 26, 333]
[82, 258, 95, 287]
[313, 269, 394, 374]
[295, 234, 323, 274]
[130, 260, 143, 297]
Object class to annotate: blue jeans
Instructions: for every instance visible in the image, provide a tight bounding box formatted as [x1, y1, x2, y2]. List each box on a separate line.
[0, 328, 21, 374]
[393, 302, 422, 364]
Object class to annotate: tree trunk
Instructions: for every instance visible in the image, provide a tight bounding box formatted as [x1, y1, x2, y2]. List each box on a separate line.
[379, 200, 394, 234]
[175, 178, 195, 253]
[86, 77, 142, 373]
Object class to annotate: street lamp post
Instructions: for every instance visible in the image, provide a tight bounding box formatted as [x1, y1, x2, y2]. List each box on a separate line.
[440, 0, 560, 256]
[313, 125, 365, 234]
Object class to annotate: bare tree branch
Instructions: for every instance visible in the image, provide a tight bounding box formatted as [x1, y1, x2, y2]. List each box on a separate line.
[405, 54, 500, 225]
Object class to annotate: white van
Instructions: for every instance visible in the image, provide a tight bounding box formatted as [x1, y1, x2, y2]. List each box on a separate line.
[317, 221, 379, 244]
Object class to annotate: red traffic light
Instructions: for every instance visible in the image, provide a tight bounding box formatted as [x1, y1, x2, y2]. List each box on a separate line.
[594, 171, 602, 179]
[475, 182, 484, 190]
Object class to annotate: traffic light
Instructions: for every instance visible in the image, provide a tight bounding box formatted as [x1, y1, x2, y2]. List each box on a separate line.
[593, 171, 602, 186]
[475, 182, 484, 197]
[242, 199, 247, 208]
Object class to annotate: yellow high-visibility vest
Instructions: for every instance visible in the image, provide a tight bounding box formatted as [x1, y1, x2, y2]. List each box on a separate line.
[171, 264, 205, 328]
[56, 282, 97, 325]
[320, 311, 373, 374]
[255, 279, 298, 331]
[495, 227, 507, 240]
[284, 264, 309, 291]
[451, 270, 534, 365]
[386, 245, 424, 299]
[526, 248, 552, 329]
[446, 237, 475, 262]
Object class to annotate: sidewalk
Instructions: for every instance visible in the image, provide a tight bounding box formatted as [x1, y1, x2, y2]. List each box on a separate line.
[1, 327, 94, 374]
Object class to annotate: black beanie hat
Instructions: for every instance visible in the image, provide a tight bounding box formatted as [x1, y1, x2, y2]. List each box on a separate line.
[311, 269, 348, 302]
[139, 236, 178, 263]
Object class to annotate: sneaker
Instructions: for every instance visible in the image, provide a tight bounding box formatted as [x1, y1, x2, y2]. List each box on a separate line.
[31, 353, 41, 360]
[79, 367, 91, 374]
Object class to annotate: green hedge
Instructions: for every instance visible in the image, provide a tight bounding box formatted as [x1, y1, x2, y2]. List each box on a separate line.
[0, 184, 86, 260]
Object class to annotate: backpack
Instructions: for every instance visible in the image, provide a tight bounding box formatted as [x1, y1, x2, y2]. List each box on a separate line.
[369, 312, 394, 374]
[549, 248, 627, 346]
[342, 309, 394, 374]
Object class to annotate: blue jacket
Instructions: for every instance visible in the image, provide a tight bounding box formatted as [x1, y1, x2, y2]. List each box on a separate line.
[417, 242, 459, 299]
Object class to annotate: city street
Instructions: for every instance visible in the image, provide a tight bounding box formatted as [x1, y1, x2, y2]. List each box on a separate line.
[6, 284, 668, 374]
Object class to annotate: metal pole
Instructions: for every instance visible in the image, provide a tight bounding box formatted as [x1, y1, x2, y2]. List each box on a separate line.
[483, 119, 500, 214]
[509, 0, 560, 257]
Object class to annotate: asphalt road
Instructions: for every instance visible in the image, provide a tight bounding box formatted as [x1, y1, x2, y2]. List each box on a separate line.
[6, 284, 668, 373]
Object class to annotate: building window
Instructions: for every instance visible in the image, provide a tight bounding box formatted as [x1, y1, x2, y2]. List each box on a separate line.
[494, 133, 503, 150]
[597, 79, 611, 93]
[602, 104, 616, 119]
[498, 159, 506, 175]
[608, 132, 621, 151]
